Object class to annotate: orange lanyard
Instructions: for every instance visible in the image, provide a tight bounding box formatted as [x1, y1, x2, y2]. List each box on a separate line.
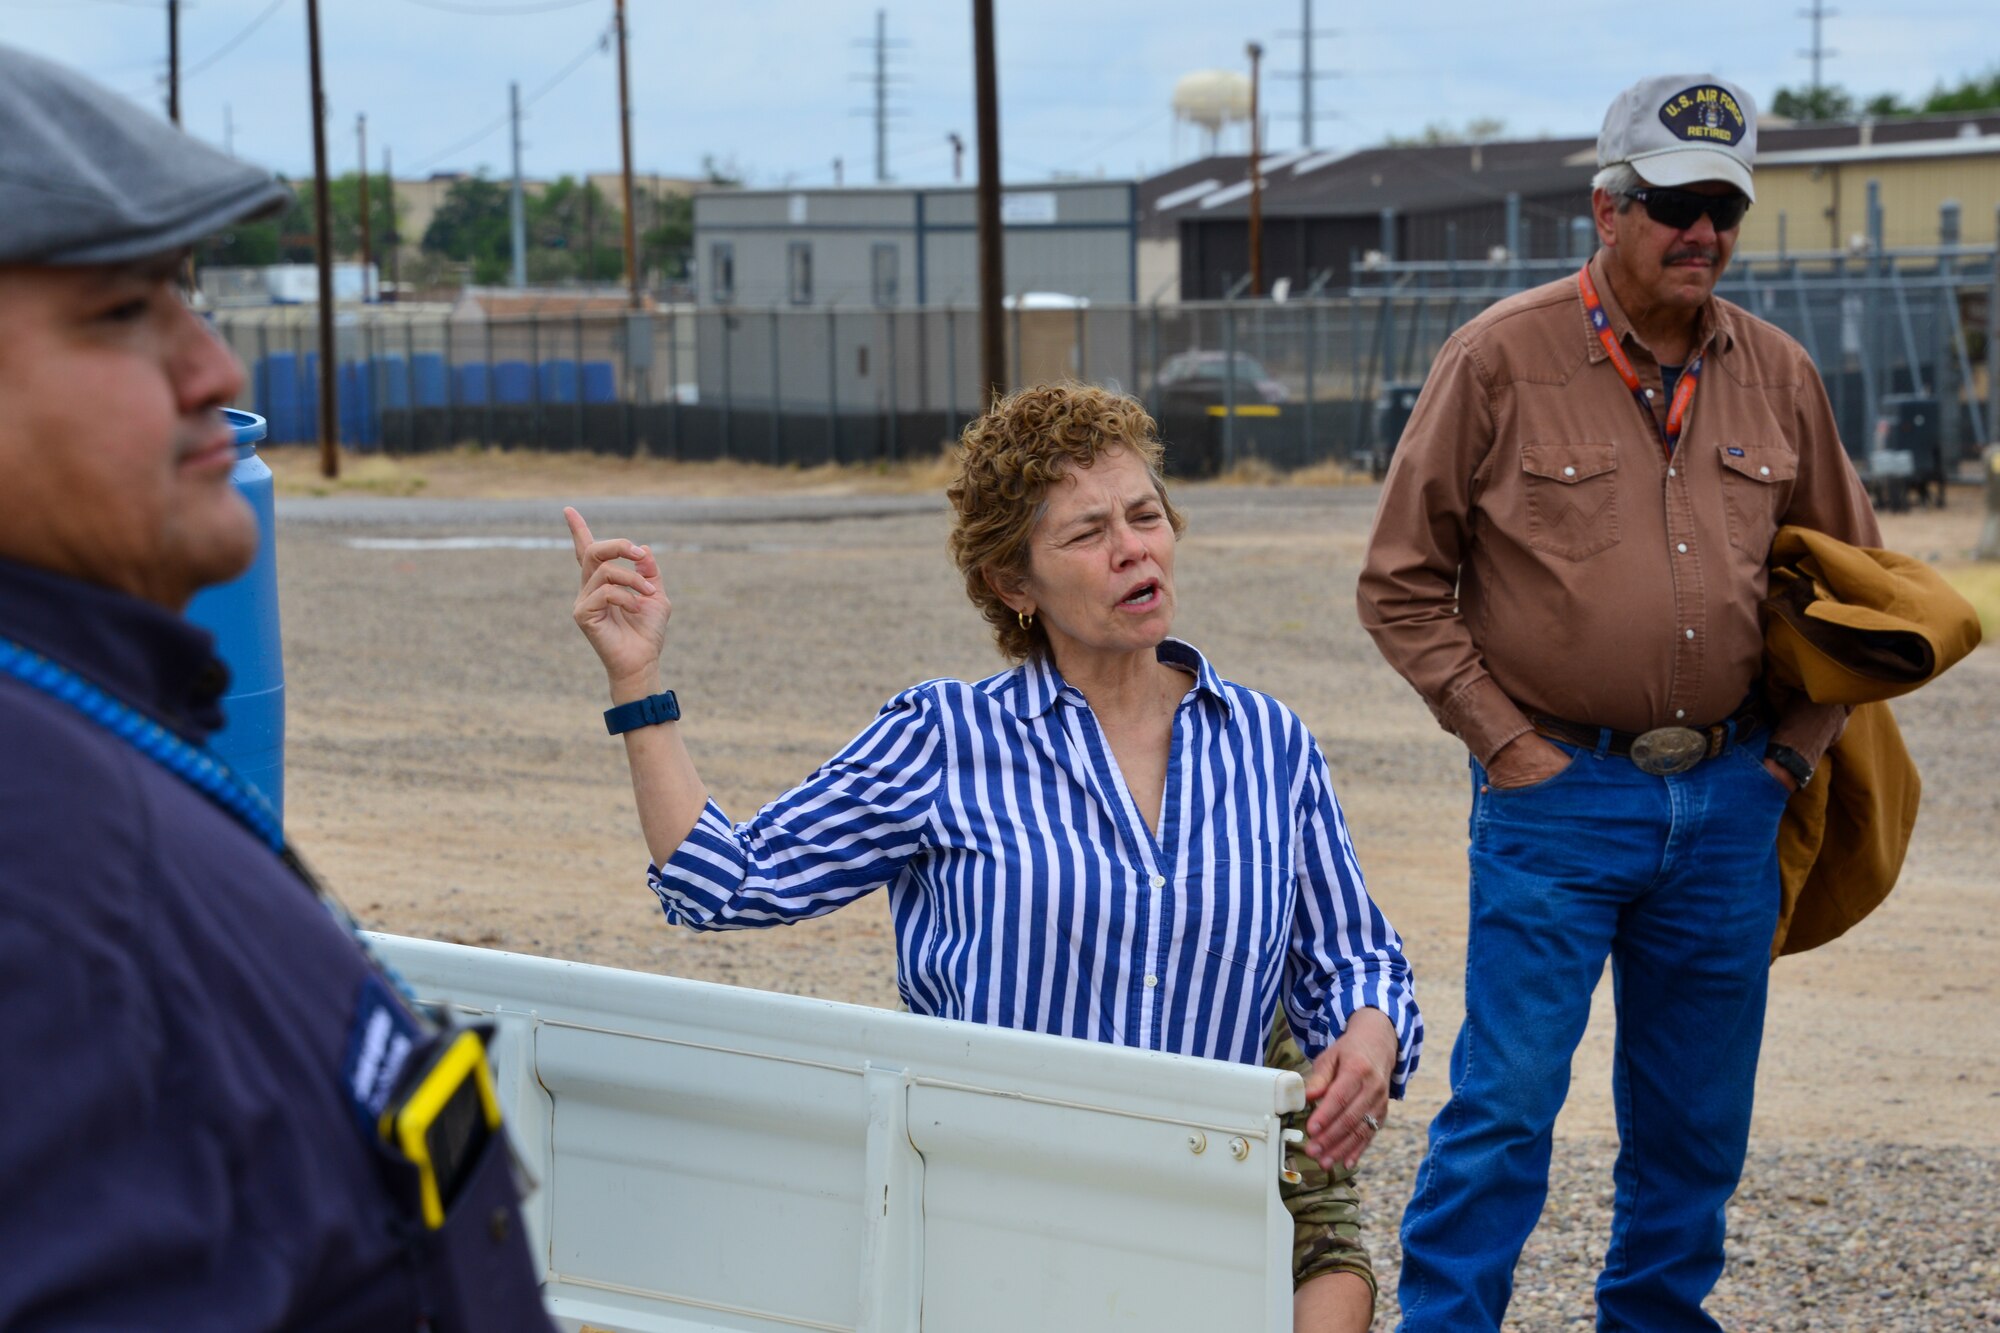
[1578, 265, 1702, 459]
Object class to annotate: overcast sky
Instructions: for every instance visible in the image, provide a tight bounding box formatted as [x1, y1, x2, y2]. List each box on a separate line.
[6, 0, 1996, 189]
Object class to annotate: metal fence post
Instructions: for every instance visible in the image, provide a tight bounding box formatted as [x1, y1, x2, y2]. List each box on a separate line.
[667, 306, 681, 458]
[720, 310, 733, 460]
[1348, 296, 1363, 462]
[529, 312, 544, 449]
[1862, 180, 1883, 439]
[1304, 298, 1317, 463]
[827, 306, 840, 464]
[1222, 302, 1238, 473]
[573, 311, 585, 451]
[885, 309, 900, 460]
[1939, 201, 1962, 463]
[1074, 303, 1087, 383]
[405, 319, 418, 453]
[442, 316, 455, 448]
[769, 308, 782, 465]
[482, 310, 495, 449]
[944, 305, 958, 436]
[363, 320, 378, 450]
[1990, 206, 1999, 448]
[1149, 301, 1161, 402]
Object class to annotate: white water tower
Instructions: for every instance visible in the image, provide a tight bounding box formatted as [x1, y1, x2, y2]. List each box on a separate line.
[1173, 69, 1252, 158]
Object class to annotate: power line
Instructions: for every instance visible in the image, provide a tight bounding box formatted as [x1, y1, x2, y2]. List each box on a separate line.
[408, 27, 607, 172]
[183, 0, 288, 83]
[401, 0, 599, 14]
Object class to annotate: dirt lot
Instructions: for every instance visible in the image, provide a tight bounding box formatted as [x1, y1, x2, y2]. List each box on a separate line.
[269, 456, 1998, 1326]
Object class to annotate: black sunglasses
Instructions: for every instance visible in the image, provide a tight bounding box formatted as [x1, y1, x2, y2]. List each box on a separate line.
[1625, 186, 1751, 233]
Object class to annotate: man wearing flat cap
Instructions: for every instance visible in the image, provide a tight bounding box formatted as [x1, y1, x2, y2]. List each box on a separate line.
[0, 45, 551, 1330]
[1359, 75, 1879, 1329]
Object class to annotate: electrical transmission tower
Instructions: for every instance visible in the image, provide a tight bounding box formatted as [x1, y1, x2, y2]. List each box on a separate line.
[1799, 1, 1838, 104]
[850, 9, 908, 184]
[1275, 0, 1339, 150]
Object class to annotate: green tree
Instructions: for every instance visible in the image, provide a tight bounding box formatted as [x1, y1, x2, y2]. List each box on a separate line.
[1771, 84, 1856, 121]
[1383, 116, 1508, 147]
[526, 175, 624, 284]
[421, 173, 513, 285]
[641, 191, 692, 281]
[197, 175, 357, 268]
[1921, 67, 2000, 113]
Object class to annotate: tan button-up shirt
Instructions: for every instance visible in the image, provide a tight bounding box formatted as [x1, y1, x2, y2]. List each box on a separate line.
[1357, 251, 1880, 768]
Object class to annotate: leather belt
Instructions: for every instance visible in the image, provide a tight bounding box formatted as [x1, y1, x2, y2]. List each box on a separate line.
[1529, 698, 1771, 777]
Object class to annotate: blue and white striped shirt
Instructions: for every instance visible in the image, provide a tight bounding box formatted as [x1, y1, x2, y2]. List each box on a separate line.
[651, 639, 1423, 1093]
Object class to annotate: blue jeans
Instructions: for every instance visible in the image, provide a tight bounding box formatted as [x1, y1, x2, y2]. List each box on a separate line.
[1396, 733, 1788, 1333]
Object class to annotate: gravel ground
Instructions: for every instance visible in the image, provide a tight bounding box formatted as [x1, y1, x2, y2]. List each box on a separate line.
[272, 477, 1999, 1329]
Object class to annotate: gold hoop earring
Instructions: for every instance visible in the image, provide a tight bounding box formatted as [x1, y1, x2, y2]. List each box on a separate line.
[1017, 609, 1035, 632]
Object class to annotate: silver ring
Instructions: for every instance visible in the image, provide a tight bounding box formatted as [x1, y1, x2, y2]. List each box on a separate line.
[1360, 1112, 1381, 1133]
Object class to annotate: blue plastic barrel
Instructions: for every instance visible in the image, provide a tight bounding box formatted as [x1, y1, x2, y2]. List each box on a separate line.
[581, 361, 617, 403]
[185, 409, 286, 820]
[539, 359, 578, 404]
[412, 353, 448, 407]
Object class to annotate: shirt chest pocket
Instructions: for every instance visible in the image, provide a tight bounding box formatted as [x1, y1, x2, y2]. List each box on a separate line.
[1519, 442, 1622, 561]
[1195, 851, 1288, 977]
[1718, 445, 1798, 554]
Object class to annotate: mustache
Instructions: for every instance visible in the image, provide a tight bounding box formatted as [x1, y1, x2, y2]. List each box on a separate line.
[1664, 247, 1721, 264]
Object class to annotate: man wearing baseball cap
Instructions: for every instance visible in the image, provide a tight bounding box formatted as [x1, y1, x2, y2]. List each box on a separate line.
[1358, 75, 1879, 1328]
[0, 45, 551, 1329]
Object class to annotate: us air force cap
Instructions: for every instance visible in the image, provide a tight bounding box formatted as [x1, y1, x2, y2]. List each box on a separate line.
[0, 43, 290, 265]
[1598, 74, 1757, 202]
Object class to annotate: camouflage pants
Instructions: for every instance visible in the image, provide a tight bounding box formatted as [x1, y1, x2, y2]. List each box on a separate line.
[1267, 1019, 1375, 1299]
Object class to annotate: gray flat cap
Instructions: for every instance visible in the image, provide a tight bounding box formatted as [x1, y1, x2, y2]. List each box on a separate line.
[0, 43, 290, 265]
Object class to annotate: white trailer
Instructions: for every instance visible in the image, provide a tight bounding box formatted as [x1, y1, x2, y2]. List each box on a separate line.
[372, 934, 1306, 1333]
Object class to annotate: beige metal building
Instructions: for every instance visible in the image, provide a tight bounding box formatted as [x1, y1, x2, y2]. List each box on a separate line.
[1748, 132, 2000, 254]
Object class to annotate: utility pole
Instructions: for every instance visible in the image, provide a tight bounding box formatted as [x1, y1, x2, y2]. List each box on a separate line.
[166, 0, 180, 124]
[224, 103, 234, 155]
[608, 0, 640, 306]
[851, 11, 904, 184]
[1247, 42, 1264, 297]
[357, 114, 373, 303]
[949, 131, 965, 183]
[833, 157, 844, 187]
[1277, 0, 1339, 150]
[305, 0, 338, 479]
[874, 9, 889, 183]
[383, 144, 399, 302]
[1799, 2, 1837, 105]
[615, 0, 641, 309]
[972, 0, 1004, 408]
[509, 80, 528, 289]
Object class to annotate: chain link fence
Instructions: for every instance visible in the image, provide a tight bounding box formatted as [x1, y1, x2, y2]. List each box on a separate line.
[215, 248, 1999, 482]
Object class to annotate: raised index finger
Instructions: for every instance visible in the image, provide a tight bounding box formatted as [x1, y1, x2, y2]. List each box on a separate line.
[563, 506, 595, 566]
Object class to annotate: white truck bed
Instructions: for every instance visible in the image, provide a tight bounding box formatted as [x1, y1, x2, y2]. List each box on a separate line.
[371, 934, 1304, 1333]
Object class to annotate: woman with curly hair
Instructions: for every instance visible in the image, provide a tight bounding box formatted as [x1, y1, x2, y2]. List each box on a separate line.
[566, 383, 1420, 1331]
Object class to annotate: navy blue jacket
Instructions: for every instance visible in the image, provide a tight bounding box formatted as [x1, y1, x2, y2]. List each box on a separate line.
[0, 558, 551, 1331]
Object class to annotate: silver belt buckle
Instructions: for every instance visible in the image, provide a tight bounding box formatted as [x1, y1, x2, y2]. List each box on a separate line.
[1630, 726, 1707, 776]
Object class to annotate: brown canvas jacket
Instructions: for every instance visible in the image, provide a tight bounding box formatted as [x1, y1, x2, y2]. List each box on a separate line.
[1765, 526, 1982, 956]
[1359, 252, 1881, 766]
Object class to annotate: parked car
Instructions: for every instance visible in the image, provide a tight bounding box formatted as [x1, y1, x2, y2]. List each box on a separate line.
[1150, 350, 1290, 407]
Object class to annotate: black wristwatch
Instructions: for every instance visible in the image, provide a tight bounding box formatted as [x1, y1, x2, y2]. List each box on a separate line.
[1764, 742, 1813, 789]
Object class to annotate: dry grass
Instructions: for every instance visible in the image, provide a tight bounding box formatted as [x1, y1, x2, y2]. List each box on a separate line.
[1942, 561, 2000, 640]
